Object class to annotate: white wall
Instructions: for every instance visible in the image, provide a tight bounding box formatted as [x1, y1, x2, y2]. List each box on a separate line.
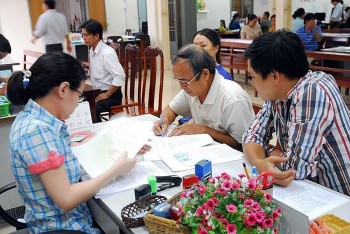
[105, 0, 139, 36]
[253, 0, 270, 18]
[0, 0, 44, 70]
[196, 0, 231, 30]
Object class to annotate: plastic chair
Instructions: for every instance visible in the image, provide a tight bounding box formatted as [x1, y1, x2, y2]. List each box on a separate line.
[126, 47, 164, 117]
[110, 44, 142, 116]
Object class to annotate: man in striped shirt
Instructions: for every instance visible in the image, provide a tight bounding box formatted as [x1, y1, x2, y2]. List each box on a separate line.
[242, 30, 350, 196]
[296, 13, 322, 51]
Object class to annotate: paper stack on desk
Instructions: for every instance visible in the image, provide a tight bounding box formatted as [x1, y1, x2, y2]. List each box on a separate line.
[72, 117, 154, 178]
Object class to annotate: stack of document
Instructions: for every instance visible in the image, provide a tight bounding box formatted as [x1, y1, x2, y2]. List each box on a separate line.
[72, 117, 154, 178]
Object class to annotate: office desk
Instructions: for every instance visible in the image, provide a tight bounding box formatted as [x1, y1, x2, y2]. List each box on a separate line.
[0, 59, 20, 72]
[83, 84, 101, 124]
[219, 30, 240, 39]
[85, 115, 350, 234]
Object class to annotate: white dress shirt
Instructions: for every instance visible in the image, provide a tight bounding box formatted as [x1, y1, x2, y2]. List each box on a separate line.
[89, 41, 125, 91]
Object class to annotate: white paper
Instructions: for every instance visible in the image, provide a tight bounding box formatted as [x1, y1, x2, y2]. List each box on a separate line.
[65, 101, 92, 131]
[143, 133, 214, 161]
[82, 161, 166, 198]
[72, 118, 154, 178]
[273, 180, 349, 220]
[160, 143, 243, 172]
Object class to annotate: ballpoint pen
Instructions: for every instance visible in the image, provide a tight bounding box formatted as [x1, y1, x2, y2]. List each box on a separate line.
[242, 162, 250, 179]
[251, 166, 258, 179]
[160, 114, 164, 136]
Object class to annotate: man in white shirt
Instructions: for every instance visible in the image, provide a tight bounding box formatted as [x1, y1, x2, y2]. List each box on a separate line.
[153, 44, 255, 150]
[31, 0, 71, 53]
[330, 0, 343, 29]
[80, 19, 125, 122]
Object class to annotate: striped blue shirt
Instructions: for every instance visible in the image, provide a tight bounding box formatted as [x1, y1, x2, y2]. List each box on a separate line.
[9, 99, 100, 233]
[243, 71, 350, 196]
[296, 26, 322, 51]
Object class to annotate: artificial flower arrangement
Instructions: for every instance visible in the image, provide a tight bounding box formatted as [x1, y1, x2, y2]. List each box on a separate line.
[178, 173, 281, 234]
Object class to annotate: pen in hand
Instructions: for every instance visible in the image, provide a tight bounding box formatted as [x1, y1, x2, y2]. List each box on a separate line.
[160, 114, 164, 136]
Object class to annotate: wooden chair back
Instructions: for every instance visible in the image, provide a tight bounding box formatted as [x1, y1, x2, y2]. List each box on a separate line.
[109, 44, 142, 116]
[124, 44, 142, 103]
[109, 42, 124, 66]
[23, 50, 44, 70]
[135, 34, 150, 61]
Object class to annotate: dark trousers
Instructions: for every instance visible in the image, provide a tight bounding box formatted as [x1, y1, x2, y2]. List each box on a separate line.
[46, 43, 63, 53]
[96, 88, 123, 122]
[330, 21, 341, 29]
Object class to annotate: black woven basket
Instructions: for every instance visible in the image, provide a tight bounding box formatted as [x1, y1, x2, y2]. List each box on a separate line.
[121, 195, 168, 228]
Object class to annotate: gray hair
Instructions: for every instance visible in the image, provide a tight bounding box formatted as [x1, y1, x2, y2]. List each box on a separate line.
[172, 44, 216, 80]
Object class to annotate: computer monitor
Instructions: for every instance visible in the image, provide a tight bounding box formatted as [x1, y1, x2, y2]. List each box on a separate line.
[315, 13, 326, 22]
[141, 22, 148, 34]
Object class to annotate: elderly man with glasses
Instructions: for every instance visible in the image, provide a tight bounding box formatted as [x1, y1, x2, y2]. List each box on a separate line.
[153, 44, 254, 150]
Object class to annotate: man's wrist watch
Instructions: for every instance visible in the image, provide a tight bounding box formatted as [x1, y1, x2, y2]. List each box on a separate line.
[265, 146, 276, 157]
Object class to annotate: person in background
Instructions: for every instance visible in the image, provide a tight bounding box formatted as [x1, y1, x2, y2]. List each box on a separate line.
[229, 13, 241, 30]
[243, 30, 350, 196]
[7, 52, 136, 233]
[241, 14, 262, 40]
[343, 7, 350, 22]
[330, 0, 344, 29]
[0, 34, 12, 96]
[31, 0, 71, 53]
[193, 28, 233, 81]
[269, 14, 276, 32]
[296, 13, 322, 51]
[260, 11, 271, 33]
[291, 8, 305, 33]
[80, 19, 125, 122]
[153, 44, 254, 151]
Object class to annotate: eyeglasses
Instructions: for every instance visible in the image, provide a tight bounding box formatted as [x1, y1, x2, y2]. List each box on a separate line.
[172, 72, 201, 86]
[72, 88, 86, 103]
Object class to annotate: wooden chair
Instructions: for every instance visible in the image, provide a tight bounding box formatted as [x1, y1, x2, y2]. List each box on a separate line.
[23, 50, 44, 69]
[109, 42, 124, 66]
[110, 44, 142, 116]
[123, 47, 164, 117]
[134, 34, 150, 63]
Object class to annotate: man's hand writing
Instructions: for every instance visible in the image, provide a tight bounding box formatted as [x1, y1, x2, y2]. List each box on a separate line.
[169, 123, 205, 136]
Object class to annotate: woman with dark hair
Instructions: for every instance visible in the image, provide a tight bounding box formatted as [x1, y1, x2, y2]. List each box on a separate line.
[229, 13, 241, 30]
[240, 14, 262, 39]
[193, 28, 233, 80]
[7, 52, 136, 233]
[291, 8, 305, 33]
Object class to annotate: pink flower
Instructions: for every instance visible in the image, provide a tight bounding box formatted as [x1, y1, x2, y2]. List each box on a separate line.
[251, 202, 260, 211]
[221, 218, 229, 226]
[180, 191, 187, 198]
[205, 199, 216, 210]
[222, 181, 232, 190]
[195, 207, 204, 216]
[207, 177, 215, 184]
[198, 186, 207, 195]
[263, 218, 274, 228]
[231, 182, 240, 190]
[245, 213, 257, 226]
[226, 204, 237, 213]
[264, 193, 272, 202]
[255, 211, 265, 223]
[272, 211, 280, 220]
[244, 198, 254, 207]
[248, 179, 257, 190]
[212, 197, 219, 205]
[226, 224, 237, 234]
[198, 227, 208, 234]
[238, 173, 246, 179]
[220, 172, 231, 180]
